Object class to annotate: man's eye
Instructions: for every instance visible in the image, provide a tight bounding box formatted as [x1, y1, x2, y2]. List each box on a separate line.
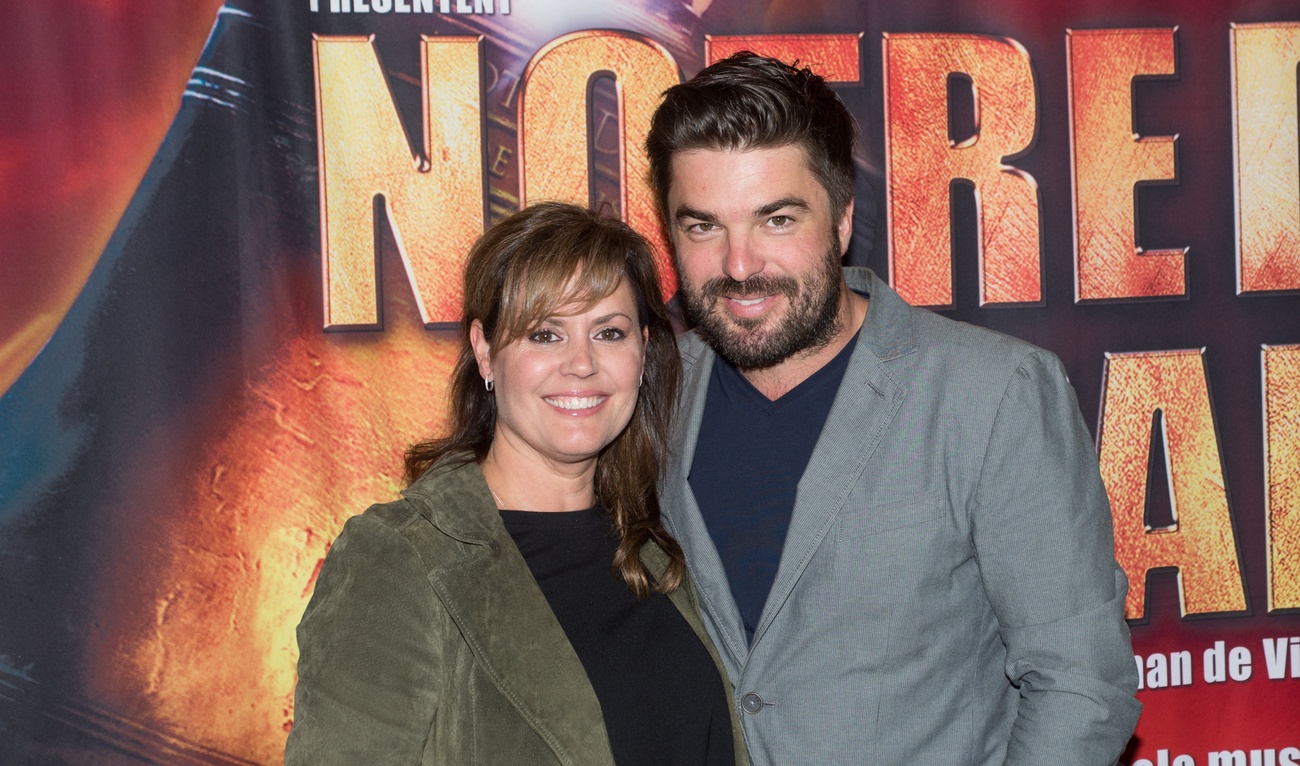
[528, 328, 560, 343]
[768, 215, 791, 227]
[688, 222, 716, 233]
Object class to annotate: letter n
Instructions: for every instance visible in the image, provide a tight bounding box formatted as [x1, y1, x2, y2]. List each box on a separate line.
[314, 35, 485, 329]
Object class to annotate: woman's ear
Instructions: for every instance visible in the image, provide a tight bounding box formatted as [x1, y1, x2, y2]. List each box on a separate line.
[469, 320, 493, 382]
[640, 325, 650, 381]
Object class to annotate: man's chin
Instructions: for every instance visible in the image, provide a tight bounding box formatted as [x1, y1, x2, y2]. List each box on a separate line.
[702, 326, 791, 370]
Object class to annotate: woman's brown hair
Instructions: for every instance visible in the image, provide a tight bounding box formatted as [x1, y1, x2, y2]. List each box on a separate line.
[404, 202, 684, 598]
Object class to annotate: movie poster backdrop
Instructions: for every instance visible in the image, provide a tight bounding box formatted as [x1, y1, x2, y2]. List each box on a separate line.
[1, 0, 1297, 763]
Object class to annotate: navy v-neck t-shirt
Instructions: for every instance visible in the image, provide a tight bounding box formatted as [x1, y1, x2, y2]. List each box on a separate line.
[687, 329, 860, 643]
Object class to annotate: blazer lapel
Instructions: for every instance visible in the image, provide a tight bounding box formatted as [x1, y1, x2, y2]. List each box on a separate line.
[407, 463, 613, 766]
[661, 338, 750, 666]
[751, 268, 915, 648]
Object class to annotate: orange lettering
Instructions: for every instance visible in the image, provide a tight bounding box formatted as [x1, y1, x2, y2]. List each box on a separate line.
[518, 31, 680, 297]
[1232, 23, 1300, 295]
[1068, 28, 1185, 302]
[705, 34, 862, 82]
[883, 34, 1041, 309]
[1264, 344, 1300, 611]
[314, 35, 483, 328]
[1099, 350, 1246, 618]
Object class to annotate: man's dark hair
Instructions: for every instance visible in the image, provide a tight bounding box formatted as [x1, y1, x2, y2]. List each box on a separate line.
[645, 51, 857, 219]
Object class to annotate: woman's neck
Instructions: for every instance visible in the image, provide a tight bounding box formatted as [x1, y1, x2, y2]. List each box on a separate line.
[479, 444, 597, 512]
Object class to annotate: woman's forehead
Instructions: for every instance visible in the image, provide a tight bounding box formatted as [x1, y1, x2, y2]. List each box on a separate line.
[532, 277, 634, 320]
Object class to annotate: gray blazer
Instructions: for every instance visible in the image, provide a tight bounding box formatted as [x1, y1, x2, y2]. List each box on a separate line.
[662, 268, 1141, 765]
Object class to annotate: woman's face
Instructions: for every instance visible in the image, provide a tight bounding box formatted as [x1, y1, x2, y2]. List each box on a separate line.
[471, 279, 647, 471]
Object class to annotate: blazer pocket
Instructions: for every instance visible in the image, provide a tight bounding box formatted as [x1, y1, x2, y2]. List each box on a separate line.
[839, 492, 949, 540]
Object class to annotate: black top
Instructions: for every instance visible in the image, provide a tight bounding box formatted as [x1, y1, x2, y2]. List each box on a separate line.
[500, 506, 734, 766]
[688, 328, 860, 643]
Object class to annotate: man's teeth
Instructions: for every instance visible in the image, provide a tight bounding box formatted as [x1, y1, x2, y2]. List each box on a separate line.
[732, 297, 767, 306]
[545, 396, 605, 410]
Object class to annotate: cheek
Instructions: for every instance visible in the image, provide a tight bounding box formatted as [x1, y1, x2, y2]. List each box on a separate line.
[497, 352, 549, 387]
[773, 236, 827, 275]
[606, 348, 647, 389]
[674, 242, 714, 278]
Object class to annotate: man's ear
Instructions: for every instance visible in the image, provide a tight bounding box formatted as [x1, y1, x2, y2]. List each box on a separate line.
[837, 198, 855, 257]
[469, 320, 493, 381]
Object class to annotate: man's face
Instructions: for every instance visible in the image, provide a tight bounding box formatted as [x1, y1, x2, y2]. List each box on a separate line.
[666, 144, 853, 370]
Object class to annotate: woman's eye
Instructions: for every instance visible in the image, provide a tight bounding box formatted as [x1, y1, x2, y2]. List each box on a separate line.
[595, 327, 626, 341]
[528, 328, 560, 343]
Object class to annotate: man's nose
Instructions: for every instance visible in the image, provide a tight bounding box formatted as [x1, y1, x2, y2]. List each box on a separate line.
[722, 232, 762, 283]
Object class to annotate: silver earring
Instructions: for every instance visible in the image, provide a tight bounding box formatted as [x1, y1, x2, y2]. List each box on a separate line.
[485, 378, 494, 392]
[639, 374, 644, 387]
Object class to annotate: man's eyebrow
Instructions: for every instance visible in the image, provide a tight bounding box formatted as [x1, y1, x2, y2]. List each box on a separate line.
[755, 197, 810, 218]
[674, 205, 718, 224]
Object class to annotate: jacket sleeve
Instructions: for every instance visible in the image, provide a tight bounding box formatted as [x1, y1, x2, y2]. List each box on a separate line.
[285, 511, 447, 765]
[970, 350, 1142, 765]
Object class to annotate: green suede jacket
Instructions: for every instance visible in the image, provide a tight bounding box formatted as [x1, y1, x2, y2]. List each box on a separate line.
[285, 459, 748, 766]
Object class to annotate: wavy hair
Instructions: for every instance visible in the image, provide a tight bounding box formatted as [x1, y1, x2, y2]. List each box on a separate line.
[404, 202, 684, 597]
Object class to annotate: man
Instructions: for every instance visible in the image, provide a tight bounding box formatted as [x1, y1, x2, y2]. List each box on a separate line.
[645, 52, 1141, 765]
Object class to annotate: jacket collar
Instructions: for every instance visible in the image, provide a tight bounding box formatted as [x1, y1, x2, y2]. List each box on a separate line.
[846, 267, 917, 362]
[401, 456, 502, 544]
[400, 459, 617, 766]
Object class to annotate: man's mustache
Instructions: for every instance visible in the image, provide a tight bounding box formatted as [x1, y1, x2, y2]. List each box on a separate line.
[700, 275, 800, 301]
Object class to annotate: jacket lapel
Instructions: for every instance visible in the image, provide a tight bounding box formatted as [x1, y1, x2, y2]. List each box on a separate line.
[404, 462, 614, 766]
[750, 268, 916, 648]
[662, 339, 751, 667]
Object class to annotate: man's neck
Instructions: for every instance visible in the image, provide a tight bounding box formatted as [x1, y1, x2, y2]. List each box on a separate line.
[741, 289, 869, 401]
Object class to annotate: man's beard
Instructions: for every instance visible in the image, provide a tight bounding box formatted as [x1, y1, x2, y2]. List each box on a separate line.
[677, 235, 844, 371]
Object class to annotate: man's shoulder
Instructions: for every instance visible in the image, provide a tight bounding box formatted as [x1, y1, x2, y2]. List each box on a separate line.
[855, 267, 1061, 379]
[917, 308, 1045, 363]
[914, 312, 1067, 398]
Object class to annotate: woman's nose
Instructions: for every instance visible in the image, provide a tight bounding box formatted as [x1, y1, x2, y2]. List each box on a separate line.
[561, 338, 596, 377]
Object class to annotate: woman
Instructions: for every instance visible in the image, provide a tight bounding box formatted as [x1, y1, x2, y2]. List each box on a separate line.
[286, 202, 746, 765]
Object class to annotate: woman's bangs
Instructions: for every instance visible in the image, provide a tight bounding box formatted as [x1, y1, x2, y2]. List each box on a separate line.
[499, 244, 628, 343]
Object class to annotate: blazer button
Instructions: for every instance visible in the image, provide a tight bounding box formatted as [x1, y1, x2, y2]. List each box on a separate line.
[740, 692, 765, 714]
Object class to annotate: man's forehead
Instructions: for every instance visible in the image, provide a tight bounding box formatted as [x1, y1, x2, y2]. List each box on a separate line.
[669, 142, 813, 166]
[667, 144, 827, 209]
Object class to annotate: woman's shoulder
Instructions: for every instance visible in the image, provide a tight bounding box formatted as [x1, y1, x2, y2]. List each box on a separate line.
[330, 457, 507, 575]
[402, 455, 489, 510]
[320, 457, 491, 566]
